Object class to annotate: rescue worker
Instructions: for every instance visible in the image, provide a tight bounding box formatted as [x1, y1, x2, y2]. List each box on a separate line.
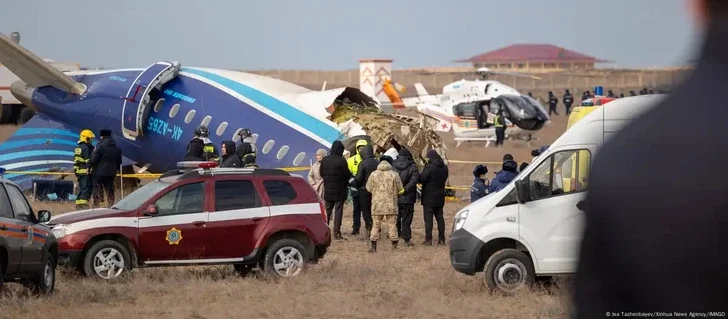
[548, 91, 559, 116]
[366, 157, 404, 253]
[418, 149, 449, 246]
[470, 164, 488, 202]
[236, 128, 257, 167]
[607, 90, 616, 98]
[319, 141, 351, 239]
[74, 129, 95, 209]
[488, 159, 518, 193]
[574, 1, 728, 315]
[89, 129, 122, 208]
[346, 139, 368, 235]
[353, 144, 379, 236]
[219, 141, 242, 168]
[494, 109, 506, 147]
[184, 125, 218, 161]
[393, 147, 419, 246]
[563, 89, 574, 115]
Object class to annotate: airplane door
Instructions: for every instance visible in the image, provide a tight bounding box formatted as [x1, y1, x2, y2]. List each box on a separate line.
[121, 61, 181, 141]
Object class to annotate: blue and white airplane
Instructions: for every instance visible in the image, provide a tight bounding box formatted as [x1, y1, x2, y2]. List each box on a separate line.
[0, 33, 382, 191]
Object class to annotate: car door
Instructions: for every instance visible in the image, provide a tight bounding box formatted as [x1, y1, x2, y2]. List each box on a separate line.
[0, 183, 23, 275]
[4, 183, 44, 271]
[517, 146, 594, 273]
[137, 180, 211, 263]
[206, 178, 269, 259]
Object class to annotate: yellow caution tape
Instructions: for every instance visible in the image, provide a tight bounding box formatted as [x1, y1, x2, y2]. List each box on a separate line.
[447, 160, 504, 165]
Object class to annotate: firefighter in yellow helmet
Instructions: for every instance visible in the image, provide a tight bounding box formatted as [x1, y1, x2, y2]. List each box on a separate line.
[74, 129, 95, 209]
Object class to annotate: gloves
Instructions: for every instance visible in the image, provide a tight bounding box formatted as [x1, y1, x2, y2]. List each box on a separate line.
[398, 188, 405, 195]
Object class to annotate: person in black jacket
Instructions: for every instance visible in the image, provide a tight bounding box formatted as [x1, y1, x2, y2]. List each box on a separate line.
[563, 89, 574, 115]
[353, 144, 379, 235]
[319, 140, 351, 239]
[392, 148, 419, 246]
[219, 141, 242, 168]
[89, 129, 122, 208]
[418, 149, 449, 245]
[573, 1, 728, 316]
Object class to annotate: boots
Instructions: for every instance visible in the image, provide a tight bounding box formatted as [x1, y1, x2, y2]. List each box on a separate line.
[334, 232, 346, 240]
[391, 240, 398, 249]
[403, 239, 413, 247]
[368, 241, 377, 253]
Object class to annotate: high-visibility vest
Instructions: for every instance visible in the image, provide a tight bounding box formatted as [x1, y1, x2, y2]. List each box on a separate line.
[494, 115, 504, 128]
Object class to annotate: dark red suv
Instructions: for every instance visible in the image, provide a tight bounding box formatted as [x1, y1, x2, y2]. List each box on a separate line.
[47, 162, 331, 280]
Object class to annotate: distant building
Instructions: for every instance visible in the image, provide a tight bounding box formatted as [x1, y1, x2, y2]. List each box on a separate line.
[454, 44, 612, 72]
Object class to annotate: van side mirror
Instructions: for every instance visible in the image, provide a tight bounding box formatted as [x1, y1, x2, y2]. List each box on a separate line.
[37, 210, 52, 223]
[514, 180, 530, 204]
[144, 204, 159, 216]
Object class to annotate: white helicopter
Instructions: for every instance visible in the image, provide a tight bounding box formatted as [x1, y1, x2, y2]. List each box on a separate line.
[400, 67, 551, 147]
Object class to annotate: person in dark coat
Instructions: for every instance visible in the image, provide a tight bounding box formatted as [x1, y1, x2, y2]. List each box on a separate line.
[547, 91, 559, 116]
[470, 164, 488, 202]
[519, 162, 529, 173]
[488, 159, 518, 193]
[563, 89, 574, 115]
[219, 140, 242, 168]
[573, 1, 728, 316]
[319, 140, 351, 239]
[353, 144, 379, 235]
[392, 148, 419, 246]
[89, 129, 122, 208]
[418, 149, 449, 245]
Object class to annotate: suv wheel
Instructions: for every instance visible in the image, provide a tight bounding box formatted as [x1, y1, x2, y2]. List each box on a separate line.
[26, 251, 56, 295]
[263, 239, 307, 278]
[483, 248, 535, 294]
[82, 240, 132, 280]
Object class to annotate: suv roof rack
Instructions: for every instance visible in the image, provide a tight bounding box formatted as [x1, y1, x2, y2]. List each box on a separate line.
[159, 161, 292, 181]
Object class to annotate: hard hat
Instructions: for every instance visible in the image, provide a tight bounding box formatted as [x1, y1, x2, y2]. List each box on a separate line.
[80, 129, 95, 142]
[237, 128, 252, 138]
[194, 125, 209, 137]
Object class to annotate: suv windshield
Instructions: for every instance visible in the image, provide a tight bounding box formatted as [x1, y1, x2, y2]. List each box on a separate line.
[112, 180, 170, 211]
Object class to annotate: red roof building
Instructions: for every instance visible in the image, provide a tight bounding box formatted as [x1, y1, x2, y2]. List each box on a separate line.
[455, 44, 612, 72]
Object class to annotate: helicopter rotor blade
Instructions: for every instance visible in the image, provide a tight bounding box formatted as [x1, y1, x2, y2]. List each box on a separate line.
[490, 70, 542, 80]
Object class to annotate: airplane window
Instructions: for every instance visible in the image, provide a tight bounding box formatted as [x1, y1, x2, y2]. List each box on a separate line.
[216, 122, 228, 136]
[169, 104, 180, 118]
[292, 152, 306, 166]
[232, 128, 243, 142]
[201, 115, 212, 127]
[153, 98, 165, 113]
[262, 140, 275, 154]
[277, 145, 290, 160]
[184, 110, 196, 124]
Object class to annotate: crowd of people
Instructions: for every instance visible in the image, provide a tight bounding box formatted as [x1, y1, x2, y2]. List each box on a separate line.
[469, 146, 548, 202]
[183, 125, 258, 168]
[528, 86, 666, 116]
[309, 139, 449, 252]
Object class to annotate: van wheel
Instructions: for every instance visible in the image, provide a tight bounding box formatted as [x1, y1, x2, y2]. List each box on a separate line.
[483, 248, 535, 294]
[263, 239, 307, 278]
[26, 251, 56, 296]
[82, 240, 132, 280]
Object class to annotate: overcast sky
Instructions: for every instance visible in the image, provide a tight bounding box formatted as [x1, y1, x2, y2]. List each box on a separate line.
[0, 0, 701, 70]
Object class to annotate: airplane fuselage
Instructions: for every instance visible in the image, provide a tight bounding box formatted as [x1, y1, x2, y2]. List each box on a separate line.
[19, 67, 344, 180]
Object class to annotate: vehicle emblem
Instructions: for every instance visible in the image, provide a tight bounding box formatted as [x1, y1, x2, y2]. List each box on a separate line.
[166, 227, 183, 245]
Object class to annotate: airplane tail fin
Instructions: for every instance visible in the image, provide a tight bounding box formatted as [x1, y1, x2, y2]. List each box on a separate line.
[0, 33, 86, 94]
[0, 113, 78, 192]
[414, 83, 429, 96]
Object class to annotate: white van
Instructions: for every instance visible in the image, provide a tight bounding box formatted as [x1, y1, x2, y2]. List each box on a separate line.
[448, 94, 666, 294]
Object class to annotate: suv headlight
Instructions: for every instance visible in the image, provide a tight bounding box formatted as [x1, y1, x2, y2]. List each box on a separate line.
[453, 210, 469, 232]
[51, 224, 68, 239]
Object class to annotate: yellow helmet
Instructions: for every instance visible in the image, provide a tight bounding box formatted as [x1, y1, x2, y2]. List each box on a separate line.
[80, 129, 95, 142]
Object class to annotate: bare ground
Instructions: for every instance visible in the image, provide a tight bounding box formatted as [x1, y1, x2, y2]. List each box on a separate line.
[0, 114, 572, 319]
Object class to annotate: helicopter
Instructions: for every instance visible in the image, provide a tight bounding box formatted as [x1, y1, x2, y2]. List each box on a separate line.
[399, 67, 551, 147]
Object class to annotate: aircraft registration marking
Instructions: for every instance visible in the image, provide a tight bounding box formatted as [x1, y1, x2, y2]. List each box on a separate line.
[147, 116, 184, 141]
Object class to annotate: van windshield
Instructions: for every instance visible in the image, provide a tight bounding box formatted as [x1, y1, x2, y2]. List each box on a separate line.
[111, 180, 171, 211]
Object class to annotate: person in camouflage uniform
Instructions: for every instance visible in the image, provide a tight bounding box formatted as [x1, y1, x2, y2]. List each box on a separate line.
[365, 159, 404, 253]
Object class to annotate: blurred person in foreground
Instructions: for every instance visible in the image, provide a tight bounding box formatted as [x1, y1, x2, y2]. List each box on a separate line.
[573, 0, 728, 315]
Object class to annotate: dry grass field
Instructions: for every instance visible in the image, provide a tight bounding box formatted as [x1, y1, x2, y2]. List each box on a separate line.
[0, 114, 573, 319]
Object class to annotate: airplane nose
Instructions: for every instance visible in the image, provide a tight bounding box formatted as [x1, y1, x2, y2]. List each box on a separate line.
[10, 80, 37, 112]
